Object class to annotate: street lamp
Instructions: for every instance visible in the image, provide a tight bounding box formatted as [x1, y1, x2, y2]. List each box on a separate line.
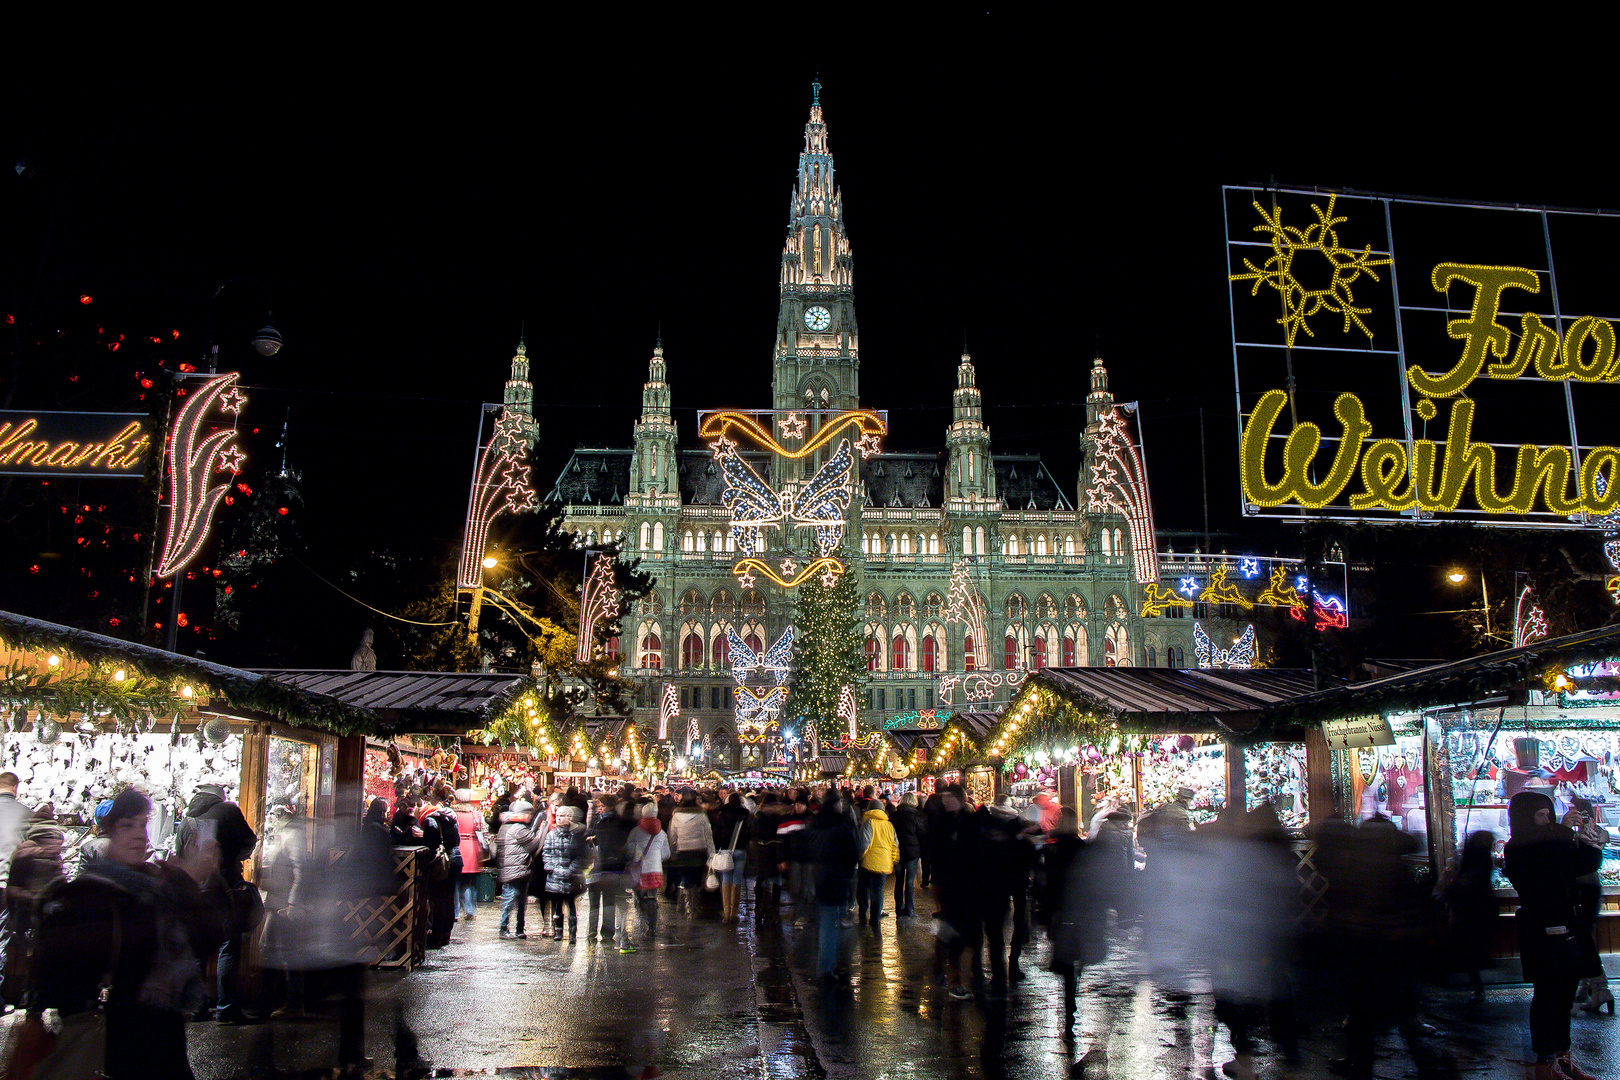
[251, 322, 283, 357]
[1446, 567, 1493, 640]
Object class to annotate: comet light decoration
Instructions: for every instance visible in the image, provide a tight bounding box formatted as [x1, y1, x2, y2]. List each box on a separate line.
[1194, 622, 1256, 669]
[158, 373, 246, 578]
[728, 626, 795, 742]
[1514, 586, 1550, 648]
[1085, 406, 1161, 585]
[838, 684, 859, 742]
[457, 408, 536, 591]
[943, 561, 989, 670]
[659, 682, 678, 741]
[576, 551, 622, 663]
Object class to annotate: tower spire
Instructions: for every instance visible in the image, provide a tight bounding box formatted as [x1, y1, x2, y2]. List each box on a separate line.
[629, 337, 676, 501]
[502, 330, 538, 449]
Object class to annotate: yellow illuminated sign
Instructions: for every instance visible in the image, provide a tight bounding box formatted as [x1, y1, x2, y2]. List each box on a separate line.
[0, 414, 150, 477]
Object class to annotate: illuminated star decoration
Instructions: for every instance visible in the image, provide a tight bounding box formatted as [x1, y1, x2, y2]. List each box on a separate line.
[218, 387, 248, 415]
[1178, 576, 1200, 597]
[1514, 585, 1550, 649]
[1239, 557, 1260, 578]
[1194, 622, 1256, 670]
[778, 411, 807, 440]
[458, 407, 537, 590]
[736, 569, 757, 590]
[855, 432, 881, 459]
[216, 446, 246, 473]
[1084, 406, 1160, 584]
[1229, 194, 1392, 347]
[779, 557, 799, 578]
[710, 434, 737, 461]
[576, 551, 622, 663]
[820, 567, 840, 588]
[158, 372, 246, 578]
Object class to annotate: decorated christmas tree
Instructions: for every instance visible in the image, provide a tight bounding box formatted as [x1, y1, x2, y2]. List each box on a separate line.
[785, 550, 867, 749]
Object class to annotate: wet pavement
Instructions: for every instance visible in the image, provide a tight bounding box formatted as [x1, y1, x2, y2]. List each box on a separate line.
[5, 886, 1618, 1078]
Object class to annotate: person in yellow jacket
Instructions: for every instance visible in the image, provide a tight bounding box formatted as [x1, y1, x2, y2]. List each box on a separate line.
[856, 800, 899, 928]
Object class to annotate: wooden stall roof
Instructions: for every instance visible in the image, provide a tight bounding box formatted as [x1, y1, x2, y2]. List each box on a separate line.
[252, 669, 531, 736]
[1024, 667, 1325, 735]
[1262, 623, 1620, 724]
[1, 609, 379, 733]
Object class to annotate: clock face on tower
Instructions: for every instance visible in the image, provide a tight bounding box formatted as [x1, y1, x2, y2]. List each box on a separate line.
[804, 306, 832, 332]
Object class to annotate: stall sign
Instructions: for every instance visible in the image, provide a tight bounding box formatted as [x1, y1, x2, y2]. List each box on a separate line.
[1227, 187, 1620, 527]
[0, 411, 150, 477]
[1322, 715, 1395, 749]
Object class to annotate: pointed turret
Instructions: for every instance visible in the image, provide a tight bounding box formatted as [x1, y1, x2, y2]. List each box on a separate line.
[946, 351, 995, 504]
[772, 82, 860, 426]
[628, 340, 677, 503]
[503, 329, 538, 449]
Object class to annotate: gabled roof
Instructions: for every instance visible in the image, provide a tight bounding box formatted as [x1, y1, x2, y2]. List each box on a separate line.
[252, 669, 531, 736]
[1028, 667, 1325, 734]
[547, 448, 631, 505]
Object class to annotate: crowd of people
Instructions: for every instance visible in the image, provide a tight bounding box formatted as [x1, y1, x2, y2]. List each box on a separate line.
[0, 764, 1613, 1080]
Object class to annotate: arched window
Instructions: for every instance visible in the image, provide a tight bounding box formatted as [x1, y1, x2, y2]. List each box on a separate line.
[679, 589, 703, 617]
[929, 533, 939, 555]
[712, 632, 731, 669]
[891, 633, 910, 671]
[652, 522, 664, 550]
[1005, 594, 1028, 621]
[899, 533, 911, 555]
[1147, 646, 1157, 667]
[1036, 594, 1058, 621]
[866, 591, 888, 620]
[1100, 530, 1111, 558]
[1064, 534, 1076, 556]
[1035, 535, 1047, 556]
[682, 530, 693, 552]
[975, 526, 985, 555]
[963, 526, 972, 554]
[865, 636, 882, 672]
[639, 522, 651, 550]
[681, 630, 703, 670]
[638, 590, 662, 618]
[895, 592, 916, 619]
[639, 630, 662, 669]
[923, 592, 943, 618]
[1006, 534, 1019, 556]
[1066, 625, 1089, 667]
[1062, 636, 1075, 667]
[1114, 528, 1123, 557]
[741, 589, 766, 618]
[1065, 593, 1086, 620]
[696, 530, 707, 552]
[604, 635, 621, 662]
[710, 589, 735, 621]
[1031, 633, 1047, 670]
[1105, 621, 1130, 667]
[963, 633, 978, 671]
[921, 633, 938, 673]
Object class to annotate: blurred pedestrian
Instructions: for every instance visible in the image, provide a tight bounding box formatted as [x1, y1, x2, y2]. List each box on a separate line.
[2, 805, 65, 1011]
[586, 797, 636, 949]
[453, 789, 489, 921]
[890, 791, 926, 918]
[929, 784, 982, 999]
[810, 791, 859, 983]
[0, 771, 28, 1009]
[22, 787, 226, 1080]
[497, 800, 541, 939]
[856, 798, 898, 928]
[543, 804, 588, 943]
[1568, 795, 1613, 1015]
[627, 802, 670, 947]
[667, 792, 715, 918]
[1504, 790, 1607, 1080]
[1047, 806, 1103, 1042]
[1439, 830, 1496, 1001]
[714, 793, 753, 923]
[175, 781, 259, 1024]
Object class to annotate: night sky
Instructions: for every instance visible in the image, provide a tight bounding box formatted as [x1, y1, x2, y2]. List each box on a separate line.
[6, 17, 1619, 600]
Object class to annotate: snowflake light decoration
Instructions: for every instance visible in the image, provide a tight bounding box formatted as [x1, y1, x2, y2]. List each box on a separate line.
[1230, 194, 1392, 347]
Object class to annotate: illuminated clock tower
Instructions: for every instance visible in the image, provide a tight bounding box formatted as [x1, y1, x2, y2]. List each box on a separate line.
[772, 80, 859, 486]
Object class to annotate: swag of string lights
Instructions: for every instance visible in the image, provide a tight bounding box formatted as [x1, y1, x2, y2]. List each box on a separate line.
[699, 408, 884, 589]
[158, 373, 247, 578]
[457, 408, 537, 591]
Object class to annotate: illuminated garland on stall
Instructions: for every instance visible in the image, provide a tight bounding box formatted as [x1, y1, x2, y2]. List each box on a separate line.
[925, 721, 980, 771]
[471, 690, 561, 759]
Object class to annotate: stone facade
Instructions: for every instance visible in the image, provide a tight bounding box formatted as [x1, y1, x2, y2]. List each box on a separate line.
[537, 88, 1148, 765]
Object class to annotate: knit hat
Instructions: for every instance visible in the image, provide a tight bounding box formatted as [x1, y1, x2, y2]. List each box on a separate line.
[94, 798, 116, 824]
[103, 787, 150, 831]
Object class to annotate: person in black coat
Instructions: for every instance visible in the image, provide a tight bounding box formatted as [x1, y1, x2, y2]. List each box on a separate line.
[1504, 790, 1607, 1080]
[889, 792, 926, 917]
[175, 783, 258, 1024]
[809, 793, 859, 981]
[927, 785, 983, 999]
[1440, 830, 1497, 1000]
[920, 790, 946, 888]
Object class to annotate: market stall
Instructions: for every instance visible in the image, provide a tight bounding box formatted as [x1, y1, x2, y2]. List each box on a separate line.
[1274, 624, 1620, 955]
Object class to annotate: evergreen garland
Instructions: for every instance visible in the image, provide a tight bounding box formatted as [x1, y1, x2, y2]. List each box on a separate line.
[784, 551, 867, 749]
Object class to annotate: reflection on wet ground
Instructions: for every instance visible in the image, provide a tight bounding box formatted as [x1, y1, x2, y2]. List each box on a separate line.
[7, 886, 1613, 1078]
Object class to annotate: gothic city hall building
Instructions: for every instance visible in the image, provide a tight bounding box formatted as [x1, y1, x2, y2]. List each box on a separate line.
[540, 90, 1163, 768]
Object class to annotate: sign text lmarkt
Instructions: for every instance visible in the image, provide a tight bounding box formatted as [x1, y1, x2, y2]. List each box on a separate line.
[1226, 187, 1620, 527]
[0, 412, 151, 477]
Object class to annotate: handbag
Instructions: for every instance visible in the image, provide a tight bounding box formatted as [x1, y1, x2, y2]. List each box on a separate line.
[428, 846, 450, 882]
[705, 871, 721, 891]
[708, 821, 743, 873]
